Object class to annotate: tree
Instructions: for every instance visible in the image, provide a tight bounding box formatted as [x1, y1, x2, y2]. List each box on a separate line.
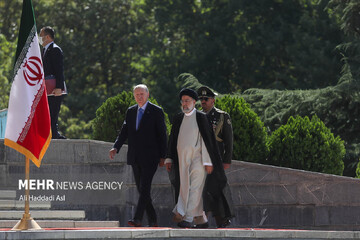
[0, 0, 22, 41]
[139, 0, 344, 117]
[34, 0, 151, 122]
[0, 0, 351, 142]
[327, 0, 360, 82]
[0, 34, 16, 110]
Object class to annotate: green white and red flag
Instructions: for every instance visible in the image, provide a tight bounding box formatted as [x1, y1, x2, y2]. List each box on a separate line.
[4, 0, 51, 167]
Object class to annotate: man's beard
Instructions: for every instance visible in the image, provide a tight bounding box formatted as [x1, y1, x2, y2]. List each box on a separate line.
[182, 103, 194, 113]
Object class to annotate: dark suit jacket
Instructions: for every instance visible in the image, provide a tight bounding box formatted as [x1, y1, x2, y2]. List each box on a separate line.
[113, 102, 168, 166]
[43, 42, 65, 89]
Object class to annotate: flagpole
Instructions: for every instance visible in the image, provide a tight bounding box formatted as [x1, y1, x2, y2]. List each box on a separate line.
[11, 157, 41, 231]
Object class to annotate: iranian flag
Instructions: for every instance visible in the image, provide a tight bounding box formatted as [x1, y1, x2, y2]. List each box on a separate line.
[4, 0, 51, 167]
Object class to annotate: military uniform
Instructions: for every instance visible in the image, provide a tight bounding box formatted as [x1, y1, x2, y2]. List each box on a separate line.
[198, 86, 234, 228]
[207, 107, 233, 164]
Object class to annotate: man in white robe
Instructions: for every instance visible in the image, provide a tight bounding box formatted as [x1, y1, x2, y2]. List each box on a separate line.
[166, 88, 214, 228]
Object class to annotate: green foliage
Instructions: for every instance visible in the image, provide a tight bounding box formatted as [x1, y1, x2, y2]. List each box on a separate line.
[0, 34, 16, 110]
[345, 143, 360, 177]
[356, 160, 360, 178]
[1, 0, 359, 178]
[215, 95, 269, 163]
[327, 0, 360, 83]
[240, 82, 360, 138]
[143, 0, 343, 95]
[240, 80, 360, 176]
[0, 0, 22, 42]
[33, 0, 151, 122]
[356, 162, 360, 178]
[91, 91, 171, 143]
[267, 115, 345, 175]
[1, 0, 348, 122]
[92, 91, 134, 142]
[327, 0, 360, 38]
[58, 104, 92, 139]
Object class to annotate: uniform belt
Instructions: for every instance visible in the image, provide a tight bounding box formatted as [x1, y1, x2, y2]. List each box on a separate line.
[215, 113, 224, 142]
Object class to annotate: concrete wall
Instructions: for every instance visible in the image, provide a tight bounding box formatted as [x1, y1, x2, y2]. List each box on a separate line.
[1, 139, 360, 230]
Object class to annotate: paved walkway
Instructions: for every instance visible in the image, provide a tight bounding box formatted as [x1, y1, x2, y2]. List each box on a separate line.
[1, 227, 360, 240]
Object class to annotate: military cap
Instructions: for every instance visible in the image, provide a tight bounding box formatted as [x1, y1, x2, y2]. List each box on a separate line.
[197, 86, 218, 98]
[179, 88, 198, 101]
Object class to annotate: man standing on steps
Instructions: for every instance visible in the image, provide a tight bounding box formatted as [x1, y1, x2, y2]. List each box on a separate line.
[109, 84, 167, 227]
[39, 26, 67, 139]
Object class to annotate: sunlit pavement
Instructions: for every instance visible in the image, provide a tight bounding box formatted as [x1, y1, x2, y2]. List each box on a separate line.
[1, 227, 360, 240]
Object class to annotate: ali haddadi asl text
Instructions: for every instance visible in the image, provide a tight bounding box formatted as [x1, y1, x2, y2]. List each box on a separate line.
[19, 194, 65, 202]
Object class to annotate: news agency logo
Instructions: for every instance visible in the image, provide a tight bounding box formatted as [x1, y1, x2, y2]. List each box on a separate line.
[18, 179, 124, 190]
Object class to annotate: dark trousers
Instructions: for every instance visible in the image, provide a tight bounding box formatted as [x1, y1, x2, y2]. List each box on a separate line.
[210, 183, 233, 225]
[131, 161, 158, 223]
[48, 95, 63, 139]
[204, 179, 233, 224]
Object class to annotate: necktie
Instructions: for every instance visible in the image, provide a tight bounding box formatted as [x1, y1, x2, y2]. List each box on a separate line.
[42, 48, 46, 59]
[136, 108, 144, 130]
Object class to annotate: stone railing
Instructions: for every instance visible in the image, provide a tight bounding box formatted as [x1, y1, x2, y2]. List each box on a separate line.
[1, 139, 360, 230]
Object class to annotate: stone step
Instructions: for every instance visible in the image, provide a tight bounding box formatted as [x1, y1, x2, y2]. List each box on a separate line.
[0, 220, 119, 228]
[0, 199, 51, 209]
[1, 228, 360, 240]
[0, 210, 85, 220]
[0, 190, 16, 200]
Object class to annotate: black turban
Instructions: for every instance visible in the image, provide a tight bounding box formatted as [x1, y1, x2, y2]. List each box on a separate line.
[179, 88, 198, 101]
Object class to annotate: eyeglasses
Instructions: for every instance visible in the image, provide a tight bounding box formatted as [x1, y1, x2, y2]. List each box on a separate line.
[199, 97, 210, 101]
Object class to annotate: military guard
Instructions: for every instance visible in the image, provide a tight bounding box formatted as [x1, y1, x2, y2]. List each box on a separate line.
[197, 86, 234, 228]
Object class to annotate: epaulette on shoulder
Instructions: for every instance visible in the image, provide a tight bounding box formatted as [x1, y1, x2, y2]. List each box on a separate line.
[214, 107, 226, 114]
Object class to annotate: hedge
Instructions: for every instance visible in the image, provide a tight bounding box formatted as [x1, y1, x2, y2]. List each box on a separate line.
[267, 115, 345, 175]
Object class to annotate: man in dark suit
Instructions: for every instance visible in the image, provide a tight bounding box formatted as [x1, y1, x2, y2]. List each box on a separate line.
[39, 26, 66, 139]
[109, 84, 167, 227]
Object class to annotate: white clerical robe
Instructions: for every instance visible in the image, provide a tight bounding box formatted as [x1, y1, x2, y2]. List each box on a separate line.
[173, 109, 212, 222]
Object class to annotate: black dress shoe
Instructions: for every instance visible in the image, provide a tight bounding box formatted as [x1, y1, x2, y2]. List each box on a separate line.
[192, 222, 209, 228]
[177, 221, 192, 228]
[148, 222, 158, 227]
[217, 219, 231, 228]
[128, 219, 142, 227]
[52, 134, 66, 139]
